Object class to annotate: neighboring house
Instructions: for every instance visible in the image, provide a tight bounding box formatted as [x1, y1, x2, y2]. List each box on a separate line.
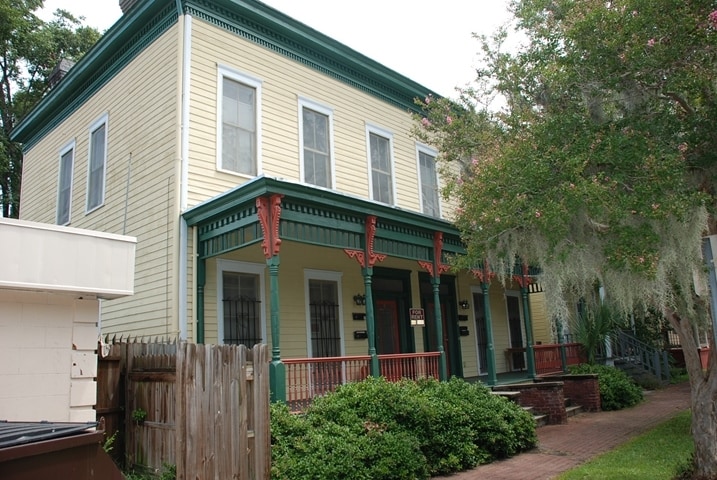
[11, 0, 554, 400]
[0, 218, 135, 422]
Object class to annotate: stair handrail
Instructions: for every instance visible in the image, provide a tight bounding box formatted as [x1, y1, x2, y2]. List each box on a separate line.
[605, 329, 670, 383]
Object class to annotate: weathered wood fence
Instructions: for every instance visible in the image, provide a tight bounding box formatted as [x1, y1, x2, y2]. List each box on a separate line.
[97, 338, 270, 479]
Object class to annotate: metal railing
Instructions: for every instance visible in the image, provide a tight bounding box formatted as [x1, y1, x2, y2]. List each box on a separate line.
[603, 330, 671, 383]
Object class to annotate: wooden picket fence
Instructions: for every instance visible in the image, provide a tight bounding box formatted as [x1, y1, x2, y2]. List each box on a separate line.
[97, 337, 270, 479]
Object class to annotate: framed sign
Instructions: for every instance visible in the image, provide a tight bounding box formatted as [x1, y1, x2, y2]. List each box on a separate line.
[409, 308, 425, 327]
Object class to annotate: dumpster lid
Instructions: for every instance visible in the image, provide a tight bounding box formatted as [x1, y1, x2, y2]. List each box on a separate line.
[0, 421, 98, 449]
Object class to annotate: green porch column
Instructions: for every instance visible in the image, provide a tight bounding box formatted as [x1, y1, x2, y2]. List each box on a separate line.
[521, 286, 537, 379]
[481, 282, 498, 386]
[197, 257, 206, 344]
[267, 256, 286, 403]
[363, 268, 380, 377]
[432, 276, 448, 381]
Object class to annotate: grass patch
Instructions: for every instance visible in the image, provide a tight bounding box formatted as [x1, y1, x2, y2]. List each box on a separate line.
[557, 410, 693, 480]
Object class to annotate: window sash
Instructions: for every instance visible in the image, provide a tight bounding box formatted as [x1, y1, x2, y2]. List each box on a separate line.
[222, 271, 262, 347]
[57, 148, 74, 225]
[302, 107, 331, 188]
[222, 77, 256, 175]
[309, 279, 340, 358]
[369, 133, 392, 204]
[419, 150, 440, 217]
[87, 123, 106, 211]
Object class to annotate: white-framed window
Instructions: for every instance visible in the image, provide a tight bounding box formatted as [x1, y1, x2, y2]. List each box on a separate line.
[56, 141, 75, 225]
[299, 97, 334, 189]
[86, 114, 108, 212]
[417, 144, 440, 217]
[217, 259, 266, 347]
[304, 269, 344, 358]
[365, 124, 395, 205]
[217, 66, 262, 176]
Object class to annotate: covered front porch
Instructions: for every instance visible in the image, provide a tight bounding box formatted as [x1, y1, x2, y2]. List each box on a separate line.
[283, 341, 585, 410]
[182, 176, 558, 403]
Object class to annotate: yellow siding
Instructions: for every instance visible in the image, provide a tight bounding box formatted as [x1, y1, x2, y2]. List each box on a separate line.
[19, 26, 182, 338]
[185, 20, 445, 217]
[530, 292, 553, 344]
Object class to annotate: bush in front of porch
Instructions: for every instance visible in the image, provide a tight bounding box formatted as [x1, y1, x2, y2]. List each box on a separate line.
[569, 364, 643, 411]
[270, 377, 537, 479]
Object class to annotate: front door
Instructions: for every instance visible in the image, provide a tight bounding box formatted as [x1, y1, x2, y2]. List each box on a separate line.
[375, 298, 401, 354]
[420, 274, 463, 378]
[507, 294, 525, 370]
[473, 291, 488, 374]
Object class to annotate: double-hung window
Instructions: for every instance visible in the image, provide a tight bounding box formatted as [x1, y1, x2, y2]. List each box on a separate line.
[417, 145, 440, 217]
[366, 125, 394, 205]
[86, 115, 108, 212]
[56, 142, 75, 225]
[299, 98, 333, 188]
[219, 66, 261, 176]
[218, 260, 265, 347]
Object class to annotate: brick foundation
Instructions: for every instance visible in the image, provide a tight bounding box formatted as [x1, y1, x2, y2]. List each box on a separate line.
[493, 382, 567, 424]
[537, 374, 601, 412]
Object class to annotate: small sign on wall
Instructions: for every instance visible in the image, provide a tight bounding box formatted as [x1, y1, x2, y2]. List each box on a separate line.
[409, 308, 425, 327]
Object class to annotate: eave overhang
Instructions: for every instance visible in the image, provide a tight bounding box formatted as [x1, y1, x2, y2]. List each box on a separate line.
[183, 176, 465, 263]
[11, 0, 436, 148]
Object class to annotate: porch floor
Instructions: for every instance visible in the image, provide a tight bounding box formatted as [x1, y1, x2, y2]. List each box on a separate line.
[464, 371, 537, 386]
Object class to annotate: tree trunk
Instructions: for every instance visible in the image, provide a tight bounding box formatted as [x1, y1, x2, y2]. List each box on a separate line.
[668, 307, 717, 478]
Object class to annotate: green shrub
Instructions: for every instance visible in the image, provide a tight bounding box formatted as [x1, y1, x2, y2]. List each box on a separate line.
[569, 364, 643, 410]
[270, 376, 537, 479]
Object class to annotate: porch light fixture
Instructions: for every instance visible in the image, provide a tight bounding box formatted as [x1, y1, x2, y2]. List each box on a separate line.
[459, 299, 470, 310]
[353, 294, 366, 306]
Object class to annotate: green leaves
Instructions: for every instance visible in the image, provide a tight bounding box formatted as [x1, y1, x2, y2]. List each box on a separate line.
[0, 1, 100, 217]
[414, 0, 715, 321]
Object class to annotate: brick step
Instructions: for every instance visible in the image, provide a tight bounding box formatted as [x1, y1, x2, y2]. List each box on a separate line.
[522, 405, 549, 427]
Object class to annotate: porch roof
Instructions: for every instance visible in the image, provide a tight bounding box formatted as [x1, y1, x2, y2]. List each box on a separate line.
[182, 176, 466, 263]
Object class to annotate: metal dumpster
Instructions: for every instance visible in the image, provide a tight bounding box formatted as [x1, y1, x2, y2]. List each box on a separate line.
[0, 419, 124, 479]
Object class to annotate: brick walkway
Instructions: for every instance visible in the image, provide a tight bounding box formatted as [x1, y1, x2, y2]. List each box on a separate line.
[435, 381, 691, 480]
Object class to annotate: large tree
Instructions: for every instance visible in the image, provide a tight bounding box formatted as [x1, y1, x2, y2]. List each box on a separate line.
[1, 0, 100, 218]
[416, 0, 717, 476]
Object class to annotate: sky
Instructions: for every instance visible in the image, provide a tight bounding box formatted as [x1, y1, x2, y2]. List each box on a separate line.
[39, 0, 514, 98]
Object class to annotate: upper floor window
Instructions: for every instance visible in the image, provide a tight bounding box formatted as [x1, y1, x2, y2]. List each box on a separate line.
[56, 141, 75, 225]
[417, 146, 440, 217]
[366, 125, 394, 205]
[299, 98, 334, 188]
[218, 66, 262, 176]
[86, 114, 108, 212]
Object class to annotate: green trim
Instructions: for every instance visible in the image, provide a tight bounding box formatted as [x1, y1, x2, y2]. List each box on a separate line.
[189, 0, 435, 113]
[12, 1, 178, 147]
[12, 0, 436, 148]
[183, 177, 466, 261]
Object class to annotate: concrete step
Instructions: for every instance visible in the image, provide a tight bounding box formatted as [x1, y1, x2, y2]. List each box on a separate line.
[566, 405, 583, 418]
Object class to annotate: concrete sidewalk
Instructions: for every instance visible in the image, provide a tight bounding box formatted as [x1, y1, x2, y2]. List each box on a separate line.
[435, 381, 691, 480]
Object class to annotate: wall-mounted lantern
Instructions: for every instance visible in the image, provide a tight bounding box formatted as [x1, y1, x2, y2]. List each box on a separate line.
[353, 294, 366, 306]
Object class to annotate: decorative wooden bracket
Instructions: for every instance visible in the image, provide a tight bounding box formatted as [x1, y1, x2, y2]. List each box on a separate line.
[471, 260, 496, 284]
[256, 194, 284, 259]
[418, 232, 451, 277]
[512, 263, 533, 288]
[344, 215, 386, 268]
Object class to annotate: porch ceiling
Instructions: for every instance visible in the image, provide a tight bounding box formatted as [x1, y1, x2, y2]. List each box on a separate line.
[182, 176, 465, 262]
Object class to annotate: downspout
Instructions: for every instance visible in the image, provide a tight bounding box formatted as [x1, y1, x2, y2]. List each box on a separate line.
[178, 2, 192, 340]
